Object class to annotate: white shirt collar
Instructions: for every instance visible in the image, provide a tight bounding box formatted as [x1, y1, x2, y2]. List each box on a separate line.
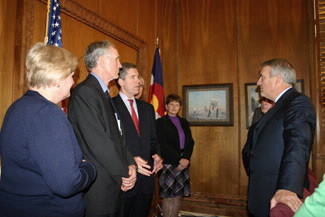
[274, 87, 292, 102]
[119, 92, 138, 116]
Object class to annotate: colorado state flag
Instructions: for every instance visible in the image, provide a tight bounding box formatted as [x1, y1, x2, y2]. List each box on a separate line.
[148, 47, 165, 118]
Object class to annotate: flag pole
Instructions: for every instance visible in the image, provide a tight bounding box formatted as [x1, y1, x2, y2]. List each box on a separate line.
[44, 0, 51, 44]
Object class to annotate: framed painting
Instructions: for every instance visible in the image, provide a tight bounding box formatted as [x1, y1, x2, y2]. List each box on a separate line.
[245, 83, 260, 128]
[295, 79, 304, 93]
[182, 84, 233, 126]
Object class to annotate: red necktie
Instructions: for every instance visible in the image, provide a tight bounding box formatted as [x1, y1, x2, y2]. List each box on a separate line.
[128, 99, 140, 135]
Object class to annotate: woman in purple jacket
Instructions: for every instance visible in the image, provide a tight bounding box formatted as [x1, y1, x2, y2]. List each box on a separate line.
[0, 43, 96, 217]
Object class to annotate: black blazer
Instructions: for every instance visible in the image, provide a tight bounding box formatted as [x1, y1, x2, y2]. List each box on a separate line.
[244, 88, 316, 217]
[113, 95, 160, 196]
[242, 121, 258, 176]
[68, 75, 135, 215]
[156, 115, 194, 165]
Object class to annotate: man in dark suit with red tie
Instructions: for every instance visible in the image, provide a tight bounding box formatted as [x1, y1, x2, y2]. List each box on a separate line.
[68, 41, 137, 217]
[244, 58, 316, 217]
[113, 62, 163, 217]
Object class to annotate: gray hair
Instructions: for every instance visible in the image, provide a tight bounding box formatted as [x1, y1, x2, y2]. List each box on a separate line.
[119, 62, 137, 79]
[85, 40, 114, 71]
[261, 58, 296, 85]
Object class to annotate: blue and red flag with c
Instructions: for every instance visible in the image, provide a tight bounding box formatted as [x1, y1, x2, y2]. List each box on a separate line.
[148, 47, 165, 118]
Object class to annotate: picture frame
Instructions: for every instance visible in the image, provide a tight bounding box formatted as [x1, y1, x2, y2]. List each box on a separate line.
[182, 84, 233, 126]
[245, 79, 304, 128]
[295, 79, 304, 94]
[245, 83, 260, 128]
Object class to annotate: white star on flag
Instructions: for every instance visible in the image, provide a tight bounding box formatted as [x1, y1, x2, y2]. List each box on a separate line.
[47, 0, 62, 47]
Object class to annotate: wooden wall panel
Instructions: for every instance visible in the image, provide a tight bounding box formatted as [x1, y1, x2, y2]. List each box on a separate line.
[74, 0, 100, 14]
[177, 0, 239, 195]
[98, 0, 138, 34]
[161, 0, 178, 96]
[0, 0, 17, 127]
[136, 0, 160, 99]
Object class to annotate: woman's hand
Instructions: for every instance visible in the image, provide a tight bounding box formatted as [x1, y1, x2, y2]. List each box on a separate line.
[179, 158, 190, 168]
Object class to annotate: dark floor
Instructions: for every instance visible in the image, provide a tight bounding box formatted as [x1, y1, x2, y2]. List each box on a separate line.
[179, 211, 219, 217]
[150, 212, 219, 217]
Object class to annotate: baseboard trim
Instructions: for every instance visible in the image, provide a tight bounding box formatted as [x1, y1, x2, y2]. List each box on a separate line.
[181, 192, 249, 217]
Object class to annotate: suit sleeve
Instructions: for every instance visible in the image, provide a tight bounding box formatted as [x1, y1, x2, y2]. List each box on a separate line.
[242, 123, 257, 176]
[68, 86, 129, 183]
[148, 104, 160, 155]
[29, 105, 96, 197]
[277, 95, 316, 197]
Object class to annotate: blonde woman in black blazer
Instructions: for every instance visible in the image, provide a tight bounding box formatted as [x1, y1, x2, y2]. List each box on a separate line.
[156, 94, 195, 217]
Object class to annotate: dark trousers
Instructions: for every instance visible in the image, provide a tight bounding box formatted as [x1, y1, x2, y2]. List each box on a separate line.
[85, 194, 125, 217]
[124, 193, 153, 217]
[85, 206, 124, 217]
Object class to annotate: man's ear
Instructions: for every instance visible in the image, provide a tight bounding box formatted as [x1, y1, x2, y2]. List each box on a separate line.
[97, 56, 105, 68]
[275, 74, 283, 84]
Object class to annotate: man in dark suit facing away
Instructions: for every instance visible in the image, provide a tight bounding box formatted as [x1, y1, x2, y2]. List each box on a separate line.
[68, 41, 137, 217]
[113, 62, 163, 217]
[244, 58, 316, 217]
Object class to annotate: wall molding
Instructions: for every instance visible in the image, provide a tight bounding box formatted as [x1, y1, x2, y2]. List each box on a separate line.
[32, 0, 148, 76]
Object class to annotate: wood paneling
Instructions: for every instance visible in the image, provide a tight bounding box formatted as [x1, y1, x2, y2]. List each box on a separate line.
[0, 0, 17, 127]
[161, 0, 178, 95]
[177, 0, 239, 195]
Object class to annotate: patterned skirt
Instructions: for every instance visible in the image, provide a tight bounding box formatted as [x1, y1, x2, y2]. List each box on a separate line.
[159, 164, 191, 198]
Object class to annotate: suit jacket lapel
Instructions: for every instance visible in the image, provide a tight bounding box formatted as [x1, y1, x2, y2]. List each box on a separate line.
[115, 95, 139, 138]
[87, 75, 123, 136]
[251, 88, 296, 151]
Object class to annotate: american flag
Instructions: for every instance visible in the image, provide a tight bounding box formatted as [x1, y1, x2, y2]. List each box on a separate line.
[47, 0, 62, 47]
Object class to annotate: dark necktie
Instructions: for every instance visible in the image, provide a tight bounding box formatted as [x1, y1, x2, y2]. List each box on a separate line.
[128, 99, 140, 135]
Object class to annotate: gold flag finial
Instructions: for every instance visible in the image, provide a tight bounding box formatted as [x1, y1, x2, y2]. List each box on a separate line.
[156, 37, 159, 48]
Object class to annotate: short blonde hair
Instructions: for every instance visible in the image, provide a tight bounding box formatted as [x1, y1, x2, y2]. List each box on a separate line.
[26, 43, 78, 88]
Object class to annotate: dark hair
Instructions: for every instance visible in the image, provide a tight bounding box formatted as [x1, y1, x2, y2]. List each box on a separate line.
[166, 94, 182, 105]
[119, 62, 137, 79]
